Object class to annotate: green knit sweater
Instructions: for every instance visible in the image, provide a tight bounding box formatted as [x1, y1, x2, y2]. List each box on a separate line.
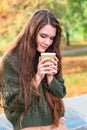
[0, 52, 66, 130]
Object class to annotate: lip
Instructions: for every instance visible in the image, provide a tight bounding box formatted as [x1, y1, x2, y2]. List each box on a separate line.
[40, 45, 48, 50]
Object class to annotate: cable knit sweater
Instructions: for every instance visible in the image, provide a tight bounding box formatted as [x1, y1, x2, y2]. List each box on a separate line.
[0, 51, 66, 130]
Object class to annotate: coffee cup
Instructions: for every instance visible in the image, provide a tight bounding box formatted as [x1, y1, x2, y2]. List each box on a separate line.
[41, 52, 56, 60]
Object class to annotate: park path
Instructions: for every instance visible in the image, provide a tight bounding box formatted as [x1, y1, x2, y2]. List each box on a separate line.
[62, 46, 87, 56]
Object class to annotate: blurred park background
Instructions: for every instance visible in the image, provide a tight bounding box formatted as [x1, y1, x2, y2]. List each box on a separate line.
[0, 0, 87, 112]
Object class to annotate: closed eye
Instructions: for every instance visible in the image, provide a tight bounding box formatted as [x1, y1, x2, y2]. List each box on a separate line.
[40, 34, 47, 38]
[40, 34, 55, 40]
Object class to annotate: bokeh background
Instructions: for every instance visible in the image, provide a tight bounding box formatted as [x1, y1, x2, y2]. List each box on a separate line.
[0, 0, 87, 113]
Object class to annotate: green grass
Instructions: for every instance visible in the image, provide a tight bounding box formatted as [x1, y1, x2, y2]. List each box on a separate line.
[62, 54, 87, 97]
[64, 71, 87, 88]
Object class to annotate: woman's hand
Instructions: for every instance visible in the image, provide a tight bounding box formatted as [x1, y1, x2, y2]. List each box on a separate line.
[36, 57, 51, 80]
[32, 57, 50, 89]
[34, 56, 59, 87]
[46, 56, 59, 84]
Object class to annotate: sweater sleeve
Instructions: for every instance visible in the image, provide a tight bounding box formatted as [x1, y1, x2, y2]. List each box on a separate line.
[2, 55, 39, 113]
[44, 74, 66, 98]
[1, 57, 25, 112]
[1, 55, 39, 124]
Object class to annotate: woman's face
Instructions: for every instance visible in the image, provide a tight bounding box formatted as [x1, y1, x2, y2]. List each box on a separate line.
[36, 24, 56, 52]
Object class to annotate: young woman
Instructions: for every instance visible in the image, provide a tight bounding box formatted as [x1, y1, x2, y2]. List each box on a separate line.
[0, 9, 67, 130]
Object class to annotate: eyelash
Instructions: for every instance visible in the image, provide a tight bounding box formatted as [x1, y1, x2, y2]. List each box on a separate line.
[40, 34, 45, 38]
[40, 34, 54, 40]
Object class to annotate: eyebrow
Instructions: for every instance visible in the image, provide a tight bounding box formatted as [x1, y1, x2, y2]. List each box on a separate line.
[40, 33, 56, 38]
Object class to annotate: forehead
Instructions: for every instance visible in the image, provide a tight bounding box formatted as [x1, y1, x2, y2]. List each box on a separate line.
[39, 24, 56, 36]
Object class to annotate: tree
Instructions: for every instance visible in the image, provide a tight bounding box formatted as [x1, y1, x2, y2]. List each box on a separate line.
[62, 0, 87, 42]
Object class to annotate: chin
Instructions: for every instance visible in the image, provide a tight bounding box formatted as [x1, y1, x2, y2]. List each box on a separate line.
[38, 49, 46, 53]
[41, 50, 46, 52]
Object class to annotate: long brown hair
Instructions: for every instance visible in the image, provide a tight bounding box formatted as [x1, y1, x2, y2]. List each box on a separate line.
[1, 9, 65, 126]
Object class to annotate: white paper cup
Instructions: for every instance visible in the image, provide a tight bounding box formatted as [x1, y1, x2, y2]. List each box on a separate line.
[41, 52, 56, 59]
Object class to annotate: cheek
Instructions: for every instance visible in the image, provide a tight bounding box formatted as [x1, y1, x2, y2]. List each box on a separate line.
[50, 40, 53, 46]
[36, 35, 43, 45]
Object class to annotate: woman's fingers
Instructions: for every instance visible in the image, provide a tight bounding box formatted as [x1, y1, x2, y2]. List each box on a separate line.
[37, 56, 59, 78]
[51, 56, 59, 66]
